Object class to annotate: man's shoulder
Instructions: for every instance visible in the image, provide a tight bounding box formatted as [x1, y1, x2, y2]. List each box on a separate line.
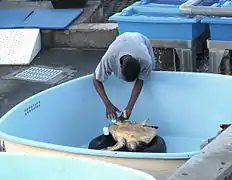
[117, 32, 145, 39]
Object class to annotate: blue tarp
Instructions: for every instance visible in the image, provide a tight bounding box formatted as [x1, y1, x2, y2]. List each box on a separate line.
[0, 9, 83, 29]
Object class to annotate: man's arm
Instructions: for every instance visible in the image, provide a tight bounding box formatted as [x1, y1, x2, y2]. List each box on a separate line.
[126, 79, 143, 111]
[93, 47, 121, 119]
[93, 74, 111, 106]
[93, 74, 120, 119]
[119, 79, 143, 120]
[120, 61, 152, 120]
[93, 44, 114, 102]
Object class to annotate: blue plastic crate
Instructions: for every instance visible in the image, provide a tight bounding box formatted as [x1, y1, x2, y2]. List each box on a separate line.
[201, 1, 232, 41]
[130, 2, 182, 9]
[109, 6, 206, 40]
[136, 0, 218, 6]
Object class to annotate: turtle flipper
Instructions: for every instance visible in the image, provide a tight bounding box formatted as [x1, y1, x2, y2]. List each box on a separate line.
[140, 119, 148, 126]
[106, 139, 125, 151]
[135, 119, 149, 128]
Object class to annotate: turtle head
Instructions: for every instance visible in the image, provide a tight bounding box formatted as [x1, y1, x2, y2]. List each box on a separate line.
[140, 119, 148, 126]
[140, 119, 159, 129]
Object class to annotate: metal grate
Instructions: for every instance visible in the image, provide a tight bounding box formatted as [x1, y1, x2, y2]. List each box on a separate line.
[14, 67, 63, 82]
[102, 0, 137, 22]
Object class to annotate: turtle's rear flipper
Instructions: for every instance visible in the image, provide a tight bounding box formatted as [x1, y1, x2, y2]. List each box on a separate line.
[142, 135, 167, 153]
[107, 139, 125, 151]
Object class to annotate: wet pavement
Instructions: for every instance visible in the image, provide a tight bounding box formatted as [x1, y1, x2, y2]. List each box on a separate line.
[0, 48, 106, 117]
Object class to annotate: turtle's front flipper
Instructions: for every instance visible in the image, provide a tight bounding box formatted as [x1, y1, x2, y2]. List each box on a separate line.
[106, 139, 125, 151]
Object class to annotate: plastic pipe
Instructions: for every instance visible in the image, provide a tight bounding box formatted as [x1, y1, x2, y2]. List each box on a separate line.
[179, 0, 232, 17]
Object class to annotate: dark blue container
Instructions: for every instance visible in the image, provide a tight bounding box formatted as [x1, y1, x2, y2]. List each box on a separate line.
[201, 1, 232, 41]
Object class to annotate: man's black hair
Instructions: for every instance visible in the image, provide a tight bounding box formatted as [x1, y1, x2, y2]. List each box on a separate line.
[120, 54, 140, 82]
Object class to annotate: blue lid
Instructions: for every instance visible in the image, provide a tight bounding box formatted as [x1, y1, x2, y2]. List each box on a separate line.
[109, 6, 201, 23]
[139, 0, 216, 6]
[132, 1, 180, 7]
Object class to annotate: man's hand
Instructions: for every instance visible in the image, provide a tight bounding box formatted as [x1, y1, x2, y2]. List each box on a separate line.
[118, 108, 132, 121]
[93, 74, 143, 121]
[106, 102, 121, 120]
[93, 74, 118, 120]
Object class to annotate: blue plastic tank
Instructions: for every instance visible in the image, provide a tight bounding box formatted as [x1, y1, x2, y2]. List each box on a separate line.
[0, 71, 231, 178]
[0, 153, 156, 180]
[201, 1, 232, 41]
[109, 6, 206, 40]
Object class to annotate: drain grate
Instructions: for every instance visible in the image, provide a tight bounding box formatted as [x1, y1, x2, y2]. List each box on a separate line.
[14, 67, 63, 82]
[2, 66, 77, 84]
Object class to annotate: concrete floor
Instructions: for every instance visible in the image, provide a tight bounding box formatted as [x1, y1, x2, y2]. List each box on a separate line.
[0, 49, 106, 118]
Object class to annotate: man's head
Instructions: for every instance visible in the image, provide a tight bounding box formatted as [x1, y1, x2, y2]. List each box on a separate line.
[120, 54, 140, 82]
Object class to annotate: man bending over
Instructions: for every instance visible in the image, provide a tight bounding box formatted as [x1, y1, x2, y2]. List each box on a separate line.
[93, 32, 155, 121]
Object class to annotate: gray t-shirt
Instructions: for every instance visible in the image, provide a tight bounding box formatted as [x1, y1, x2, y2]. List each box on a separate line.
[95, 32, 155, 83]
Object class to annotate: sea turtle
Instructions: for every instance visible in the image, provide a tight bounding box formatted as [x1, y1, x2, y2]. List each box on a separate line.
[106, 119, 157, 152]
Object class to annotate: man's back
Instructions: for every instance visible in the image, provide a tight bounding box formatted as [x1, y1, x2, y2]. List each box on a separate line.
[112, 32, 153, 63]
[95, 32, 155, 82]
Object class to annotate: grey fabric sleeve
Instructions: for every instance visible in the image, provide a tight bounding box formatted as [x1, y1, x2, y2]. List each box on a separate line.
[143, 36, 156, 70]
[138, 62, 152, 82]
[94, 51, 113, 82]
[138, 35, 154, 82]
